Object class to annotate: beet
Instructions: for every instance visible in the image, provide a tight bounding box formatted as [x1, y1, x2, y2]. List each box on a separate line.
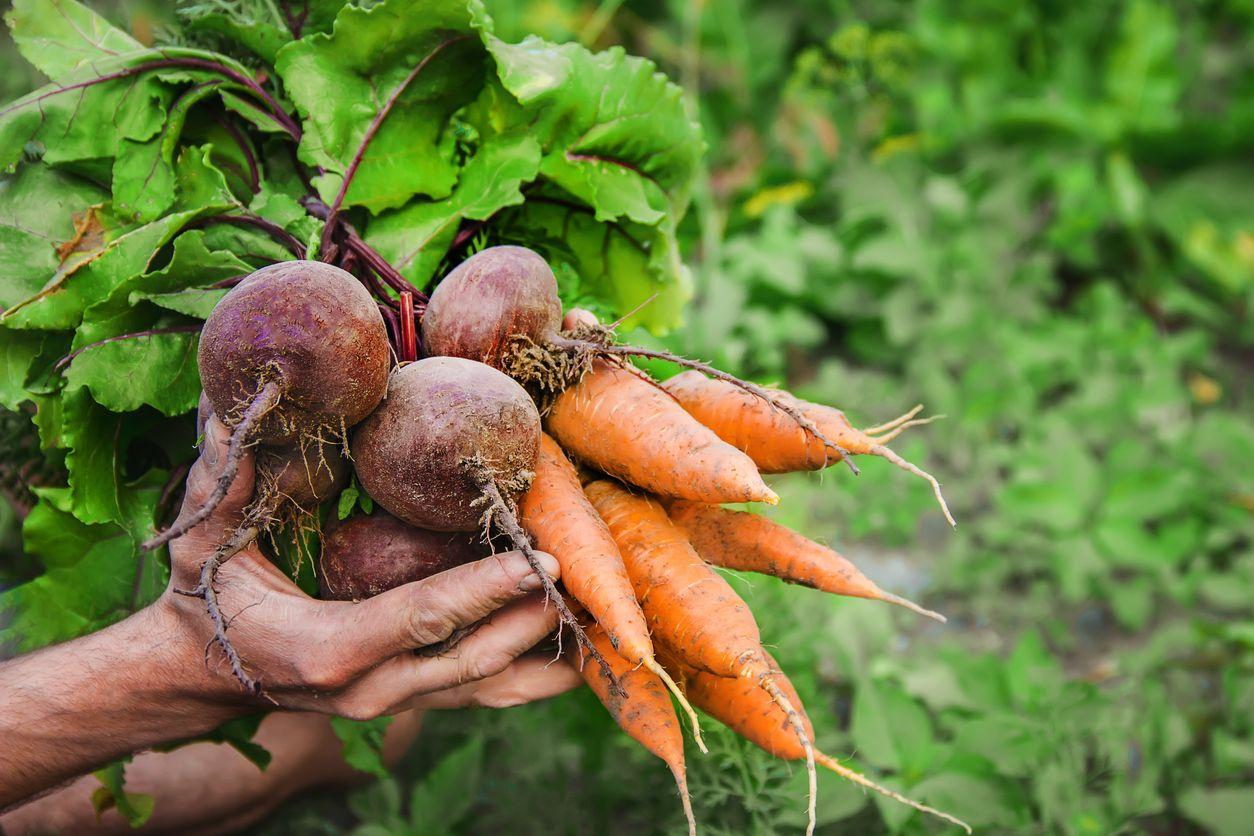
[198, 260, 390, 445]
[318, 509, 486, 601]
[146, 262, 389, 554]
[422, 246, 563, 369]
[256, 439, 350, 514]
[350, 356, 541, 531]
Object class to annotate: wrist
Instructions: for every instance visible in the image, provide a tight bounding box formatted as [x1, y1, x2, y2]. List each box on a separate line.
[145, 593, 261, 715]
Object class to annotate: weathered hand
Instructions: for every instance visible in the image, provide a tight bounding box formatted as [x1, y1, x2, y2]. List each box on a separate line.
[156, 416, 578, 717]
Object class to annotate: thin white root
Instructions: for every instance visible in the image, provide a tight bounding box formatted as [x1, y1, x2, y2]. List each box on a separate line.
[645, 657, 708, 755]
[815, 751, 972, 833]
[760, 675, 817, 836]
[869, 444, 957, 528]
[880, 591, 948, 624]
[862, 404, 924, 435]
[869, 415, 944, 445]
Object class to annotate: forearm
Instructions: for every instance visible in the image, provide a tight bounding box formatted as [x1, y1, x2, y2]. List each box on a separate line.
[0, 711, 425, 835]
[0, 601, 244, 808]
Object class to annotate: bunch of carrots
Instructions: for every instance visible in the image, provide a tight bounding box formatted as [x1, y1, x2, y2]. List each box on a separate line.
[518, 310, 967, 835]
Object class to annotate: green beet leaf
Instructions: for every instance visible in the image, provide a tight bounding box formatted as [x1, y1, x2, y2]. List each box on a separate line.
[367, 131, 541, 285]
[5, 0, 142, 78]
[275, 0, 488, 214]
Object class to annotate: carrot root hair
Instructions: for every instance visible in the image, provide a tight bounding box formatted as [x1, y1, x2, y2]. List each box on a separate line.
[862, 404, 924, 435]
[669, 763, 697, 836]
[868, 443, 957, 528]
[760, 673, 817, 836]
[868, 414, 944, 445]
[879, 591, 948, 624]
[814, 751, 972, 834]
[644, 656, 709, 754]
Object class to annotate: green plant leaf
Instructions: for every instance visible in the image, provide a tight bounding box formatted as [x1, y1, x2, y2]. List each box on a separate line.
[367, 131, 540, 285]
[1178, 786, 1254, 836]
[408, 738, 484, 836]
[112, 81, 224, 223]
[0, 163, 110, 310]
[5, 0, 142, 78]
[850, 677, 936, 774]
[91, 759, 155, 829]
[0, 492, 146, 651]
[479, 22, 703, 226]
[331, 716, 395, 779]
[275, 0, 487, 213]
[65, 330, 201, 417]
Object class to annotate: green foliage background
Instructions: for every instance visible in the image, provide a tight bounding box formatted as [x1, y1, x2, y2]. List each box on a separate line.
[1, 0, 1252, 833]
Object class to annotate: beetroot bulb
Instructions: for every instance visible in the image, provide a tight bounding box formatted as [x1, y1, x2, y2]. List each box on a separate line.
[318, 509, 487, 601]
[351, 355, 620, 692]
[146, 260, 390, 552]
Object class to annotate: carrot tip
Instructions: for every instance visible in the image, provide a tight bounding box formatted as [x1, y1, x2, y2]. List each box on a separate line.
[881, 592, 948, 624]
[760, 487, 780, 506]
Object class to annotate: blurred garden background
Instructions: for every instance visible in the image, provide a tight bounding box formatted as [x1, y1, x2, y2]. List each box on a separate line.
[2, 0, 1252, 833]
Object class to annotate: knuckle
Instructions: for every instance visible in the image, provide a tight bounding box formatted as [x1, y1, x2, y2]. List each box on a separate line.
[458, 649, 512, 685]
[406, 600, 456, 647]
[333, 697, 385, 722]
[293, 655, 346, 692]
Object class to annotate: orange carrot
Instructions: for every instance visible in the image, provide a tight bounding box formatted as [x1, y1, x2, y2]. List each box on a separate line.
[546, 360, 778, 506]
[661, 371, 955, 526]
[520, 433, 705, 749]
[572, 620, 697, 836]
[666, 500, 945, 623]
[660, 647, 972, 833]
[585, 479, 818, 835]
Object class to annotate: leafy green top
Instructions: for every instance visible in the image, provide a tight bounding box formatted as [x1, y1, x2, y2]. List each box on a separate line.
[0, 0, 702, 658]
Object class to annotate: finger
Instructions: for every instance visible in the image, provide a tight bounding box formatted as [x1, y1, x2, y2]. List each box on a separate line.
[411, 652, 583, 710]
[170, 416, 257, 553]
[561, 308, 599, 330]
[335, 551, 561, 664]
[331, 594, 560, 716]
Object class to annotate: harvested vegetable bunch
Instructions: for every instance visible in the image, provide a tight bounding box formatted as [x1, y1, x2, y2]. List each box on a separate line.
[0, 0, 964, 830]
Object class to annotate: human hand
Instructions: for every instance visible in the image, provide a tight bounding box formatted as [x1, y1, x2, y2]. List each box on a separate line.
[155, 416, 580, 717]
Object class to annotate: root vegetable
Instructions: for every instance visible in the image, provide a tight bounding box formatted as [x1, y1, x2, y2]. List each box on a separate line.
[520, 434, 704, 748]
[319, 508, 486, 601]
[585, 478, 817, 835]
[572, 620, 697, 836]
[666, 500, 945, 623]
[662, 371, 955, 526]
[350, 356, 619, 692]
[660, 648, 971, 833]
[548, 361, 778, 505]
[146, 261, 390, 551]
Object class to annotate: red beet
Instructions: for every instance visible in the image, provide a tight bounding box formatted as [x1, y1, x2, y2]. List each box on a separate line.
[318, 509, 486, 600]
[421, 246, 563, 369]
[350, 356, 541, 532]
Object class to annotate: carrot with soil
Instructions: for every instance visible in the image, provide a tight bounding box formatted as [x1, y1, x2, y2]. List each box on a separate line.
[520, 434, 706, 749]
[584, 479, 818, 836]
[546, 360, 778, 505]
[666, 500, 945, 622]
[662, 371, 956, 526]
[660, 647, 971, 833]
[571, 620, 697, 836]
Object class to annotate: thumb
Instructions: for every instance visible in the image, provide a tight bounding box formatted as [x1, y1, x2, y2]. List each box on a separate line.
[172, 415, 257, 546]
[561, 308, 599, 331]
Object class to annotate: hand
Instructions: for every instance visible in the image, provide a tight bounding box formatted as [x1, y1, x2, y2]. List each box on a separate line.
[156, 416, 580, 717]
